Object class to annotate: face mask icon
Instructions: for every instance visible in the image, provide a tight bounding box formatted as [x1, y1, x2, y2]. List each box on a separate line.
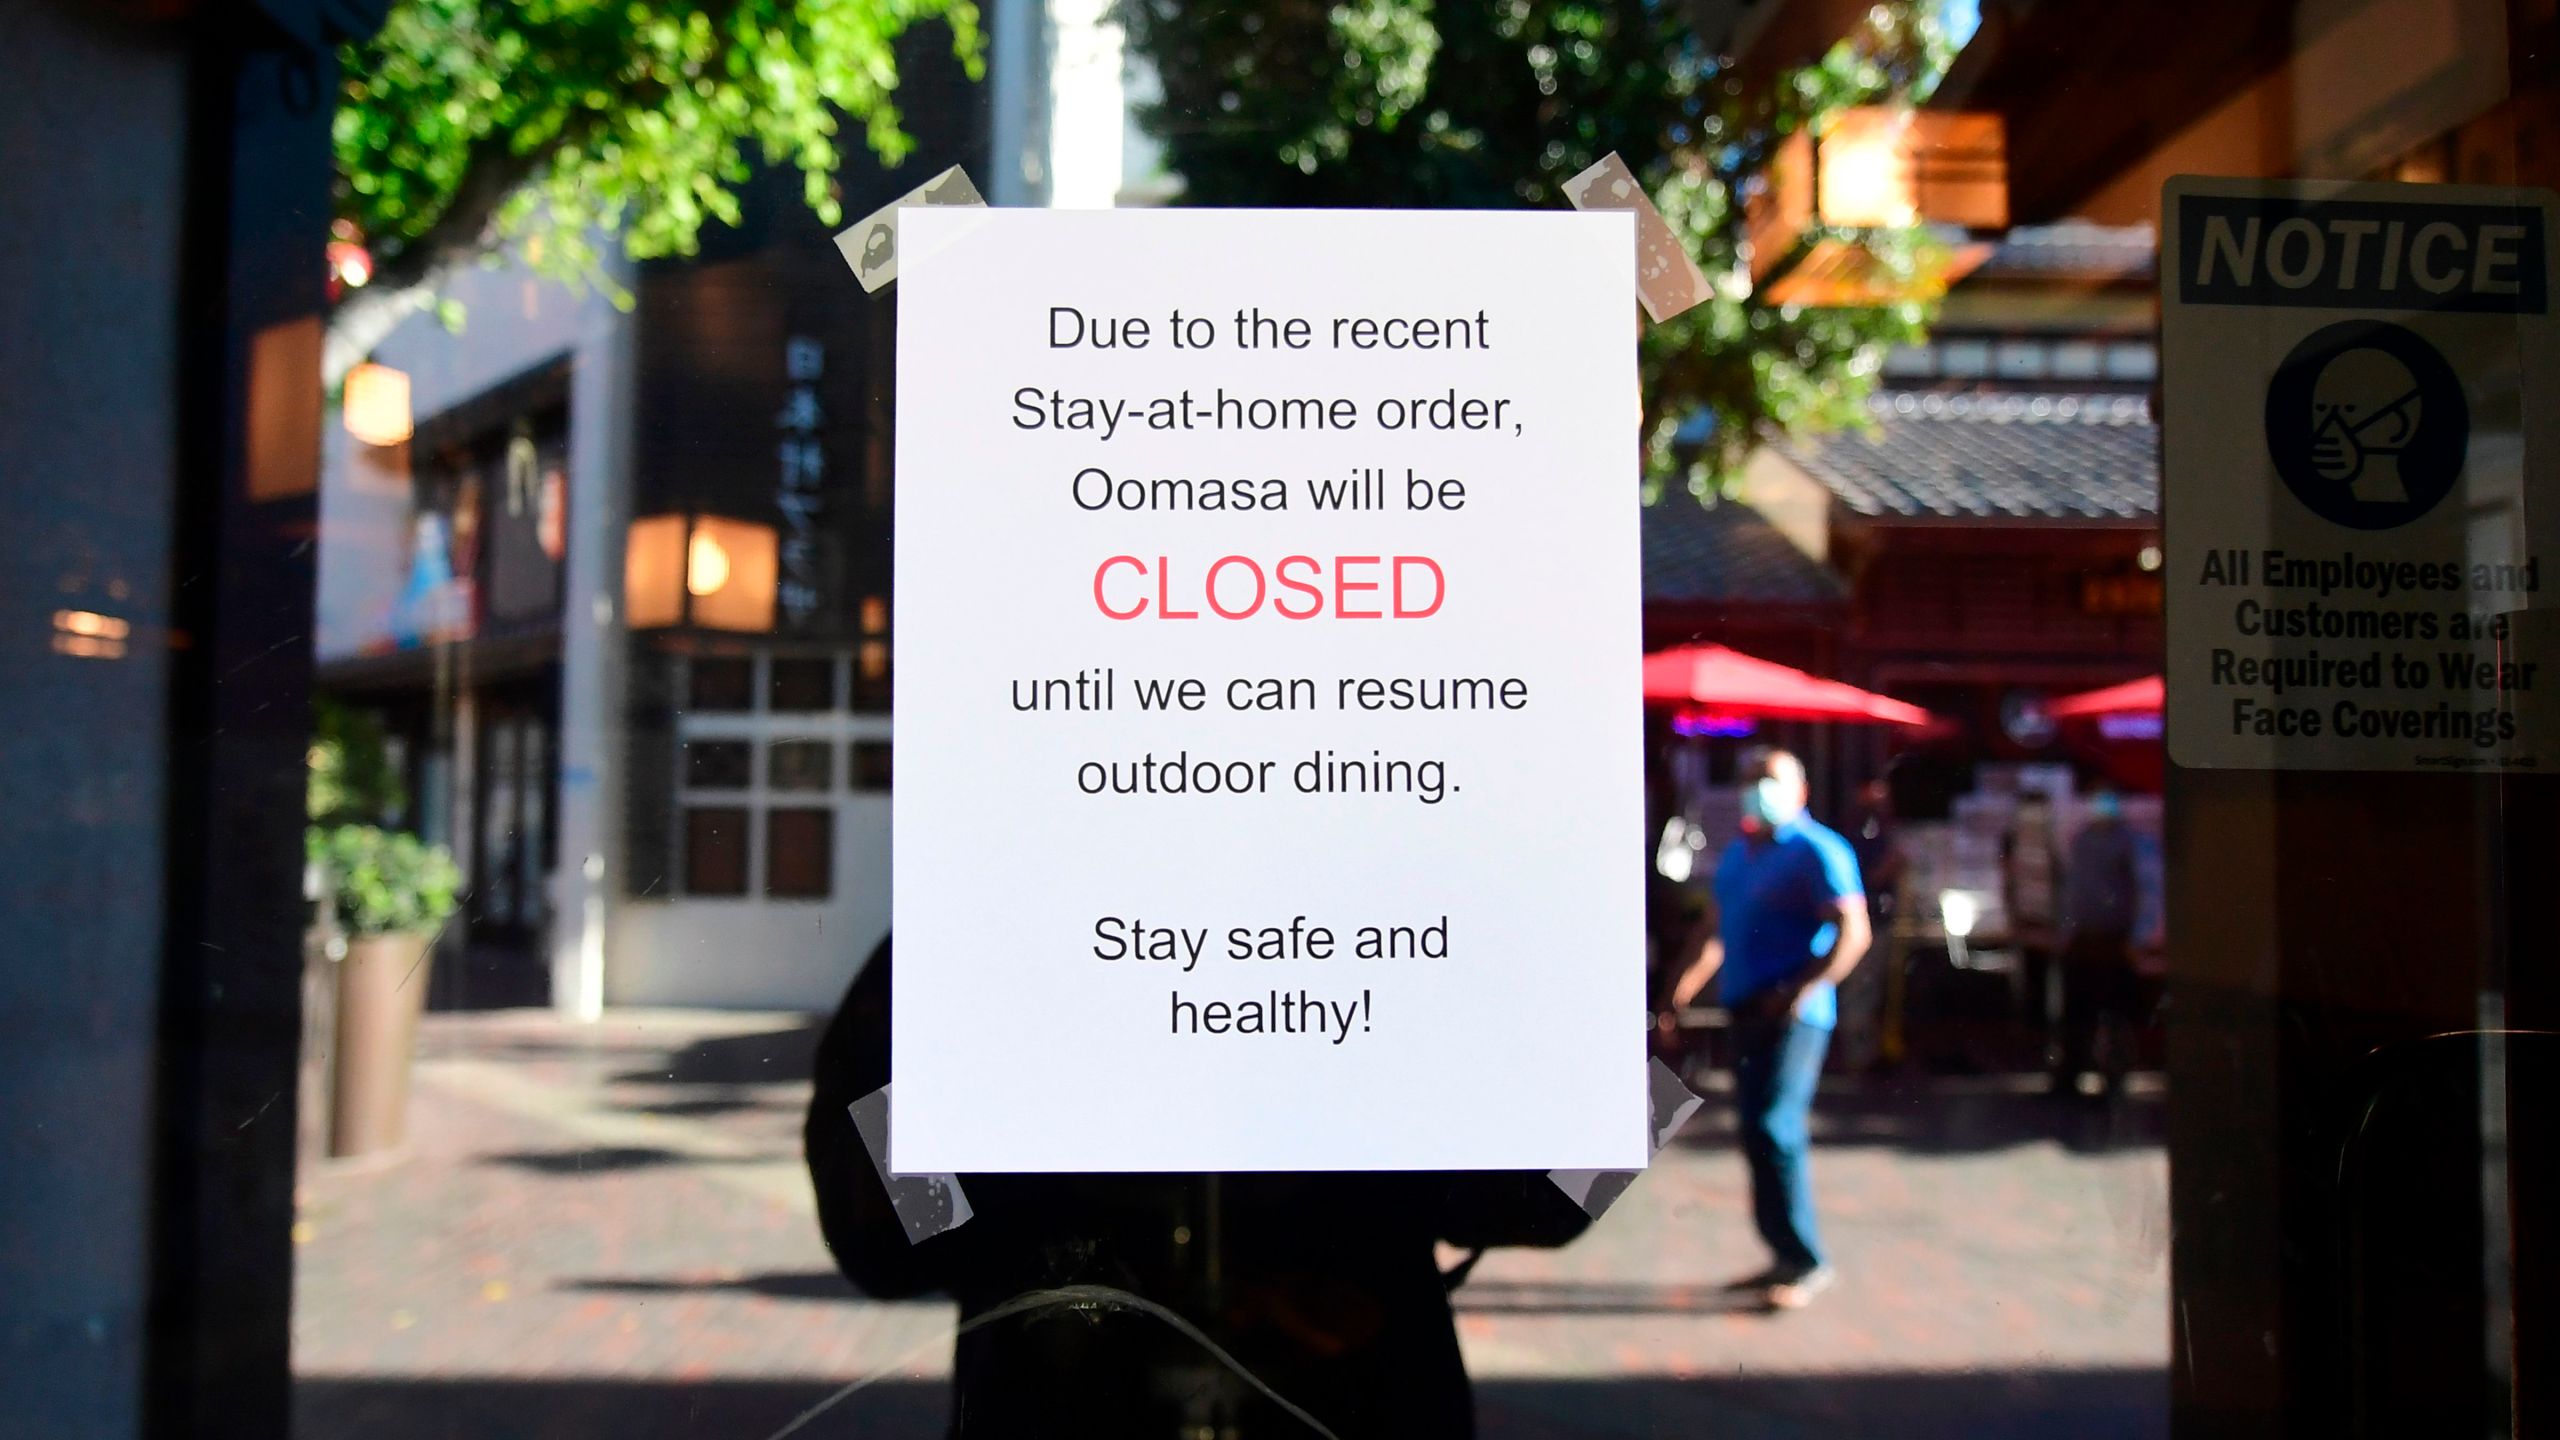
[2266, 319, 2466, 532]
[861, 222, 896, 276]
[2307, 347, 2423, 503]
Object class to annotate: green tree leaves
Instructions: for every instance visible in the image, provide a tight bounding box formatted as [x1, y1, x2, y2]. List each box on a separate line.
[1117, 0, 1955, 496]
[335, 0, 984, 301]
[308, 697, 458, 937]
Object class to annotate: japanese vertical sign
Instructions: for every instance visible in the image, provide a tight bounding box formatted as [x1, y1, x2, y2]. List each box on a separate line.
[777, 336, 826, 627]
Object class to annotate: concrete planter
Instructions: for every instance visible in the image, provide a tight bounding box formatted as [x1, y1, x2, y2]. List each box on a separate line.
[329, 931, 436, 1159]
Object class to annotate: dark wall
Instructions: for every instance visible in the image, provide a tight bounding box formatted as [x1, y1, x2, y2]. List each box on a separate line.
[0, 6, 193, 1433]
[3, 1, 362, 1435]
[1841, 526, 2160, 684]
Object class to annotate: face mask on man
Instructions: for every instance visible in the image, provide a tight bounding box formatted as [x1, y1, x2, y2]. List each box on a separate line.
[1744, 776, 1804, 829]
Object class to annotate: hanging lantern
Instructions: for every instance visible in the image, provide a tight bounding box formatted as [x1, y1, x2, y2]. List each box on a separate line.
[1746, 108, 2010, 306]
[341, 362, 413, 447]
[626, 513, 778, 633]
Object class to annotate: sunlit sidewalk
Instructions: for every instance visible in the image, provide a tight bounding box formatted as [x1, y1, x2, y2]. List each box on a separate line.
[292, 1011, 2167, 1440]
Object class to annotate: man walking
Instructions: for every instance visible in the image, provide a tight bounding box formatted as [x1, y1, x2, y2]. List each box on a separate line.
[1663, 747, 1871, 1310]
[2056, 789, 2143, 1100]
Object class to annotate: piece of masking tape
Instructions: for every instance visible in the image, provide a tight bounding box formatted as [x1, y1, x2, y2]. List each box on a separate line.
[1563, 153, 1714, 323]
[847, 1085, 975, 1243]
[1548, 1056, 1704, 1219]
[835, 164, 988, 293]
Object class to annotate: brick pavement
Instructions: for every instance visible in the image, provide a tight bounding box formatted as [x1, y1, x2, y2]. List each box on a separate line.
[293, 1011, 2167, 1439]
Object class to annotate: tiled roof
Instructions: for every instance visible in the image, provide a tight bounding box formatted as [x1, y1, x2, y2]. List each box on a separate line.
[1642, 494, 1845, 606]
[1775, 392, 2158, 521]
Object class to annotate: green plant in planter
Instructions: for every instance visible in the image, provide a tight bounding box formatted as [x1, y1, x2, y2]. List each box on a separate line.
[307, 696, 461, 937]
[308, 823, 462, 938]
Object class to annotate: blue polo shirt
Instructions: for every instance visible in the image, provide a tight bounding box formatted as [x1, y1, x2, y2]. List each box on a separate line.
[1713, 815, 1865, 1031]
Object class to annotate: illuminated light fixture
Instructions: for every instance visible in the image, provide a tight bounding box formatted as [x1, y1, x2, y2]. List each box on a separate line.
[54, 609, 131, 640]
[687, 530, 732, 597]
[327, 239, 373, 290]
[626, 513, 778, 633]
[53, 609, 131, 659]
[2098, 712, 2166, 742]
[341, 362, 414, 447]
[1669, 710, 1759, 739]
[1746, 108, 2008, 307]
[1940, 889, 1979, 940]
[53, 634, 126, 659]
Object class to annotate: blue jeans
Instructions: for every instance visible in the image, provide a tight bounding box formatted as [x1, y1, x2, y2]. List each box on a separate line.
[1733, 1014, 1830, 1272]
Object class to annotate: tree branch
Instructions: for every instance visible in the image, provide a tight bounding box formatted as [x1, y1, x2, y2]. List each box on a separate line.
[323, 129, 552, 382]
[328, 89, 620, 377]
[323, 279, 438, 389]
[366, 130, 550, 298]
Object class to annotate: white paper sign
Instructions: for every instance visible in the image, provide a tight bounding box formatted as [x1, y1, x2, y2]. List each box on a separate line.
[2163, 177, 2560, 771]
[891, 208, 1647, 1172]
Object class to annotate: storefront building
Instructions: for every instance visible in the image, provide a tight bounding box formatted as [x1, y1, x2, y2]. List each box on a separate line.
[314, 0, 1168, 1013]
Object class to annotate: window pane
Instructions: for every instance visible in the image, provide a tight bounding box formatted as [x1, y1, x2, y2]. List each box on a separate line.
[67, 5, 2542, 1437]
[688, 656, 752, 711]
[1938, 337, 1992, 376]
[682, 739, 751, 789]
[681, 806, 748, 896]
[768, 738, 834, 791]
[764, 808, 831, 898]
[2051, 340, 2104, 379]
[1993, 340, 2046, 378]
[769, 656, 836, 712]
[850, 739, 893, 791]
[853, 640, 891, 711]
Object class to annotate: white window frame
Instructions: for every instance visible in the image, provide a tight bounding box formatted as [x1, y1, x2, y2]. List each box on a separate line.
[673, 650, 891, 901]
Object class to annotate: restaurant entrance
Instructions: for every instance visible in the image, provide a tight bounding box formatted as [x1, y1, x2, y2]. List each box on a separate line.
[458, 678, 558, 1007]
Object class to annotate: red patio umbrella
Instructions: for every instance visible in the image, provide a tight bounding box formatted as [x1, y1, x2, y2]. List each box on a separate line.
[2046, 674, 2163, 718]
[1641, 644, 1937, 727]
[2049, 674, 2164, 792]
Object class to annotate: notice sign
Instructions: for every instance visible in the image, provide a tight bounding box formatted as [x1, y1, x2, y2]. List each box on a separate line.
[2164, 177, 2560, 770]
[890, 209, 1647, 1172]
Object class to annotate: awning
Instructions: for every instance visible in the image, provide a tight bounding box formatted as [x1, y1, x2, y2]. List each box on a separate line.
[2046, 674, 2163, 718]
[1641, 644, 1937, 727]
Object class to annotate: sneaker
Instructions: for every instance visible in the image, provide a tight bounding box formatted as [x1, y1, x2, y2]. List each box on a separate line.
[1765, 1265, 1837, 1311]
[1720, 1265, 1790, 1292]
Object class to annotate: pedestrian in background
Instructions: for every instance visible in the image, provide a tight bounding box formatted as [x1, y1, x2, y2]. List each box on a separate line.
[2056, 789, 2143, 1100]
[2002, 789, 2064, 1064]
[1849, 778, 1907, 928]
[1662, 747, 1872, 1311]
